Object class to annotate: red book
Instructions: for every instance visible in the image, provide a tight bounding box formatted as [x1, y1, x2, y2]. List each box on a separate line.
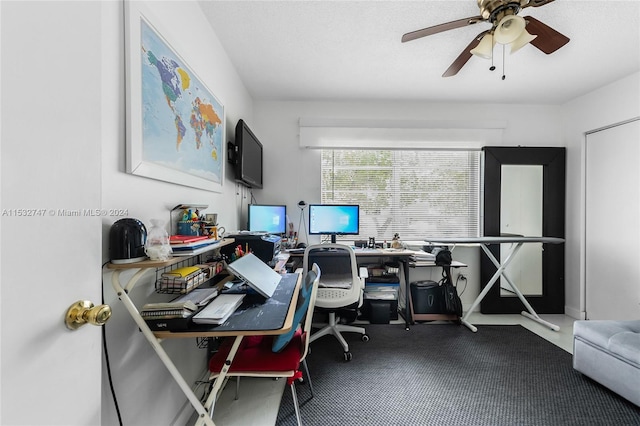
[169, 235, 210, 244]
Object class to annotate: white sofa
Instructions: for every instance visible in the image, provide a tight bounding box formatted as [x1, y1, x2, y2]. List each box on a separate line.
[573, 320, 640, 407]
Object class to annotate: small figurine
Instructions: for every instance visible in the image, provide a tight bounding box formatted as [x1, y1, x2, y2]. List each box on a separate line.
[391, 233, 403, 249]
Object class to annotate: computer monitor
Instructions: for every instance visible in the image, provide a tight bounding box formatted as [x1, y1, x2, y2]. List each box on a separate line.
[247, 204, 286, 234]
[308, 204, 360, 243]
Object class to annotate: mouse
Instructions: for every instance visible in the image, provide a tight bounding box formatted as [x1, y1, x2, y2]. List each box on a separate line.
[296, 242, 307, 249]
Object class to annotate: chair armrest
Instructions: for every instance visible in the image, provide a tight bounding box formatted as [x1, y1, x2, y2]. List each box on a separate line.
[295, 267, 303, 274]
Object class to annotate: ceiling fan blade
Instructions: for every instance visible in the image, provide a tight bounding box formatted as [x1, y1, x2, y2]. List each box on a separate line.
[525, 16, 570, 54]
[401, 16, 483, 43]
[522, 0, 556, 8]
[442, 31, 488, 77]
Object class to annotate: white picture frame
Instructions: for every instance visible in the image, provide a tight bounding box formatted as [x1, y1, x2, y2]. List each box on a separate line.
[124, 1, 225, 192]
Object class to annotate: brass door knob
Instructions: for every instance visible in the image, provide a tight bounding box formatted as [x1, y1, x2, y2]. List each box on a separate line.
[65, 300, 112, 330]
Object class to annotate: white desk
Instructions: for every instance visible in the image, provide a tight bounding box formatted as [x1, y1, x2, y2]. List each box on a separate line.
[108, 239, 300, 425]
[424, 236, 565, 332]
[286, 247, 466, 329]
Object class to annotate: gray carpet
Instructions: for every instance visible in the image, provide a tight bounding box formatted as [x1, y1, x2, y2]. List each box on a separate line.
[277, 324, 640, 426]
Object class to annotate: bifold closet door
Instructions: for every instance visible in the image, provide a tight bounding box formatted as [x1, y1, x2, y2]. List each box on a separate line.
[585, 119, 640, 320]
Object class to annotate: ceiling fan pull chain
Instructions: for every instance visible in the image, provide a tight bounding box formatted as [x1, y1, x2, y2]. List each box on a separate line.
[489, 33, 496, 71]
[502, 44, 506, 80]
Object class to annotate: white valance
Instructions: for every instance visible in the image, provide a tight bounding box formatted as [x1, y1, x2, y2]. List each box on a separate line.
[298, 118, 506, 150]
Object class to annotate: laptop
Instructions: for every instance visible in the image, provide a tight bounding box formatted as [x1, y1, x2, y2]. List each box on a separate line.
[226, 252, 282, 298]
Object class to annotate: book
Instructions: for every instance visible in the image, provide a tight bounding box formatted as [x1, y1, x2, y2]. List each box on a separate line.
[192, 294, 245, 325]
[141, 308, 193, 319]
[141, 300, 198, 312]
[169, 235, 210, 244]
[145, 315, 195, 331]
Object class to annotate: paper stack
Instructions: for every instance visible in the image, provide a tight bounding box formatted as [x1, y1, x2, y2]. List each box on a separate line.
[409, 250, 436, 267]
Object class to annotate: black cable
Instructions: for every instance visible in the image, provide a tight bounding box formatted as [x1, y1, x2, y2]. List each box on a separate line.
[102, 261, 124, 426]
[456, 274, 468, 297]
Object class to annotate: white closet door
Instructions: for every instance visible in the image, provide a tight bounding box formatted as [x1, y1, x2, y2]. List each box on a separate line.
[585, 119, 640, 319]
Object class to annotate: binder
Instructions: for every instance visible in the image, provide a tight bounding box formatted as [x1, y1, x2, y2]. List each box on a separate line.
[145, 315, 195, 331]
[161, 266, 202, 280]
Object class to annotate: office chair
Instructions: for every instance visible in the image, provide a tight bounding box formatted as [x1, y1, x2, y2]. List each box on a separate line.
[206, 264, 321, 426]
[305, 244, 369, 361]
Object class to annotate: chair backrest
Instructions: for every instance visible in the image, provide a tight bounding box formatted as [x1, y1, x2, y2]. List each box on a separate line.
[300, 263, 321, 360]
[302, 244, 363, 310]
[271, 263, 321, 354]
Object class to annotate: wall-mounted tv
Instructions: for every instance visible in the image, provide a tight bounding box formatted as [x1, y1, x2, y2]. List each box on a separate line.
[309, 204, 360, 243]
[233, 119, 263, 189]
[248, 204, 286, 234]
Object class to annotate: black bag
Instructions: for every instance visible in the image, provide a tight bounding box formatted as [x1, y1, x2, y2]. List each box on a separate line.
[438, 255, 463, 318]
[440, 279, 463, 317]
[435, 249, 452, 266]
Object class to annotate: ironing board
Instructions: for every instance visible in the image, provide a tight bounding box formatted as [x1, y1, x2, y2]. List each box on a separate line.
[424, 236, 565, 332]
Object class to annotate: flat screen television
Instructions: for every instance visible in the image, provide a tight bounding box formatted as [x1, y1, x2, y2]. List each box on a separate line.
[309, 204, 360, 243]
[234, 119, 263, 189]
[248, 204, 286, 234]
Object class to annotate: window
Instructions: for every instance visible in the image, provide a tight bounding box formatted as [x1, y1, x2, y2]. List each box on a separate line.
[321, 149, 481, 241]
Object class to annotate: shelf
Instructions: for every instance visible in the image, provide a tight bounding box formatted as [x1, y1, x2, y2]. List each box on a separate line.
[107, 238, 235, 270]
[107, 235, 234, 425]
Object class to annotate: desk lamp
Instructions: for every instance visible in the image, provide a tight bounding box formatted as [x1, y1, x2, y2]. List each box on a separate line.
[297, 200, 308, 247]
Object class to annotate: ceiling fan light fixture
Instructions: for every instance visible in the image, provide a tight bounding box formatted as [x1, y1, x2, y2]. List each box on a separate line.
[494, 15, 526, 44]
[470, 33, 495, 59]
[510, 29, 537, 54]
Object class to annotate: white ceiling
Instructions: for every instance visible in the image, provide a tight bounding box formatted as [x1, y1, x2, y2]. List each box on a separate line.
[198, 0, 640, 104]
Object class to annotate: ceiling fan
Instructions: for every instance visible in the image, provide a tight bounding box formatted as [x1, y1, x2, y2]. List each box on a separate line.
[402, 0, 570, 77]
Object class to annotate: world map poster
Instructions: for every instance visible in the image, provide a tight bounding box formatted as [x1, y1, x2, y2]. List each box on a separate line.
[140, 19, 224, 186]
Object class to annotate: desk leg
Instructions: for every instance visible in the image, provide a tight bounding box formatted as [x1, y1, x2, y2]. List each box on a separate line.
[401, 259, 411, 330]
[111, 271, 216, 426]
[201, 336, 243, 421]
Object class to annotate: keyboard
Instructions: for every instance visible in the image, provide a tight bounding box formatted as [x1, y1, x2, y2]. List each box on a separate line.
[192, 294, 245, 324]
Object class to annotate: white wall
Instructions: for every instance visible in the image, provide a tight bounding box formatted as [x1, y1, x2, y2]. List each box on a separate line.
[251, 101, 565, 309]
[561, 71, 640, 319]
[99, 1, 253, 424]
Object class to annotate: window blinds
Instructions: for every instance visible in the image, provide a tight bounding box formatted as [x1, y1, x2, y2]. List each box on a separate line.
[321, 149, 481, 241]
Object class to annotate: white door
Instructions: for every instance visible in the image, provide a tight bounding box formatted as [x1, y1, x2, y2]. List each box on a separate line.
[585, 119, 640, 319]
[1, 2, 104, 424]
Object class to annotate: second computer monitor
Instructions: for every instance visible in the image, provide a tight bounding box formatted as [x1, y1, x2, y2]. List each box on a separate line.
[308, 204, 359, 243]
[248, 204, 286, 234]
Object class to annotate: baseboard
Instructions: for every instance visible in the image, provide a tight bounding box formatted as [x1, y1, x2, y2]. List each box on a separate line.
[565, 305, 585, 320]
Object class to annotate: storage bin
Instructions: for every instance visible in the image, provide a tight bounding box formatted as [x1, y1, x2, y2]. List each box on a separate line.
[361, 298, 398, 323]
[361, 291, 398, 323]
[410, 280, 443, 314]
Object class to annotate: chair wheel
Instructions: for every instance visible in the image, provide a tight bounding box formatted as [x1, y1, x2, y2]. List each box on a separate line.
[343, 351, 352, 361]
[361, 334, 370, 342]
